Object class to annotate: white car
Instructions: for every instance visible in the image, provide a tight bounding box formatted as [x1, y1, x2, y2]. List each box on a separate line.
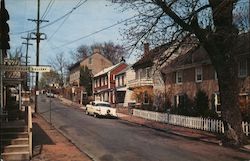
[85, 101, 117, 118]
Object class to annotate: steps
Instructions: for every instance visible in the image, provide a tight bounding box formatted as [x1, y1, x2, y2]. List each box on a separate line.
[1, 152, 30, 161]
[1, 121, 30, 161]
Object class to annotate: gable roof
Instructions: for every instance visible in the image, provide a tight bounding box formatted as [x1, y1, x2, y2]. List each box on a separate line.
[161, 32, 250, 74]
[94, 62, 127, 77]
[132, 43, 170, 69]
[68, 61, 81, 71]
[115, 66, 131, 76]
[68, 51, 113, 71]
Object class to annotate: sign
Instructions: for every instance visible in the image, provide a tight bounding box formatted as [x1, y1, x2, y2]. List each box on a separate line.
[0, 65, 51, 73]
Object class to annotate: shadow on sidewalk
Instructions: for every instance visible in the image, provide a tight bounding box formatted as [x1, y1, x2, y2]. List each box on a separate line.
[32, 122, 54, 157]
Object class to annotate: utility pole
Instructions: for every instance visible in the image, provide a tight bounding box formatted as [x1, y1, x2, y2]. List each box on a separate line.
[21, 34, 33, 90]
[28, 0, 48, 113]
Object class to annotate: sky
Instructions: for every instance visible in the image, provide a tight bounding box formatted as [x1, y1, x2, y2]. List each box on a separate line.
[6, 0, 137, 66]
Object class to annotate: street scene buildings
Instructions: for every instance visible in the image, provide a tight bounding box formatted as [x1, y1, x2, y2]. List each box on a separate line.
[1, 0, 250, 161]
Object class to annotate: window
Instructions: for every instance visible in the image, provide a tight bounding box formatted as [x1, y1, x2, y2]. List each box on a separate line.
[239, 94, 250, 109]
[101, 77, 104, 86]
[238, 59, 247, 77]
[146, 67, 152, 78]
[105, 76, 108, 85]
[214, 93, 221, 113]
[174, 94, 185, 107]
[143, 92, 149, 104]
[140, 68, 146, 78]
[195, 67, 203, 82]
[176, 70, 183, 84]
[118, 76, 121, 86]
[122, 75, 125, 86]
[136, 70, 140, 79]
[214, 71, 218, 80]
[88, 57, 92, 64]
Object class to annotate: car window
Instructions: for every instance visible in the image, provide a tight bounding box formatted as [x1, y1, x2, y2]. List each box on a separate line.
[95, 103, 111, 107]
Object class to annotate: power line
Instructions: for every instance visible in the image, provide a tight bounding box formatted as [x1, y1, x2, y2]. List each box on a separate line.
[40, 0, 87, 30]
[53, 15, 138, 49]
[11, 0, 87, 35]
[47, 0, 85, 41]
[41, 0, 55, 20]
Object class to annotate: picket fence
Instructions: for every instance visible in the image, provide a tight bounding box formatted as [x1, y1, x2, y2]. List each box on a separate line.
[133, 109, 250, 136]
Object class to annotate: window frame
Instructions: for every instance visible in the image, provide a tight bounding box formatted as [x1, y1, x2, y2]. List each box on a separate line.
[238, 59, 248, 78]
[175, 70, 183, 84]
[195, 67, 203, 83]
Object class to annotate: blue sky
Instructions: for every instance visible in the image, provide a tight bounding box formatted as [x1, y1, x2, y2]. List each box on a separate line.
[6, 0, 136, 65]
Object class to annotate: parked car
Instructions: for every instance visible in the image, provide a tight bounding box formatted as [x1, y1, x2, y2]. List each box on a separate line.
[46, 92, 55, 98]
[85, 101, 117, 118]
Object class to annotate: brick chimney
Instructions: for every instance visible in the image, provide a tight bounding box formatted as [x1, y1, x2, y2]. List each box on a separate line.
[93, 48, 101, 54]
[144, 43, 149, 55]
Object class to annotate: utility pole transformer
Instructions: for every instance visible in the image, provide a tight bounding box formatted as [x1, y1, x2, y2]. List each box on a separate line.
[28, 0, 48, 113]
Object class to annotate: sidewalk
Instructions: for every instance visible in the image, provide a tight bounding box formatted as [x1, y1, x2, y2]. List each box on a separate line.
[31, 114, 92, 161]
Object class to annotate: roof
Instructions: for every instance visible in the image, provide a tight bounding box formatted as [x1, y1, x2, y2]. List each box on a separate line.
[161, 46, 210, 74]
[132, 36, 198, 69]
[68, 51, 113, 71]
[94, 62, 127, 77]
[161, 32, 250, 74]
[132, 43, 170, 69]
[68, 60, 81, 71]
[115, 66, 131, 76]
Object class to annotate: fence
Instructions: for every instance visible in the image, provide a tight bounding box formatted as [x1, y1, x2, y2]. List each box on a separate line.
[133, 109, 250, 136]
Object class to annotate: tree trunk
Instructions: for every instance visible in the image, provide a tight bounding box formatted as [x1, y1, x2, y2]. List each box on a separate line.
[217, 59, 245, 146]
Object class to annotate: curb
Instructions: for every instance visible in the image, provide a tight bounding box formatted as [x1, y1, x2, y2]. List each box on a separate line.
[118, 116, 223, 146]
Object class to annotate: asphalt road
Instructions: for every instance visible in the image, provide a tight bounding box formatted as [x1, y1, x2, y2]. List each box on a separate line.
[37, 95, 250, 161]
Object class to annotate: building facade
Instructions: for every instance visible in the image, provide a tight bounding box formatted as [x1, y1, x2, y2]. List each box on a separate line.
[115, 66, 136, 107]
[68, 49, 113, 87]
[93, 62, 128, 104]
[161, 43, 250, 115]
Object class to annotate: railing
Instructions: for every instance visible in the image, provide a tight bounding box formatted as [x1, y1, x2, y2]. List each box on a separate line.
[133, 109, 250, 136]
[25, 106, 32, 158]
[242, 121, 250, 136]
[127, 78, 153, 88]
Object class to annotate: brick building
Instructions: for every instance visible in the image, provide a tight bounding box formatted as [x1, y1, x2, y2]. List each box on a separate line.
[161, 33, 250, 115]
[68, 49, 113, 87]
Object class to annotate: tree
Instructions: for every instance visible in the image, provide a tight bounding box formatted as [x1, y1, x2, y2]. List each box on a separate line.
[48, 52, 68, 87]
[39, 70, 61, 89]
[91, 42, 128, 64]
[71, 45, 90, 62]
[193, 90, 217, 118]
[112, 0, 249, 146]
[71, 42, 128, 64]
[80, 66, 92, 96]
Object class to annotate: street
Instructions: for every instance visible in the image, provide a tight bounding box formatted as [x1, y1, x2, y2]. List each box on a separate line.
[37, 95, 250, 161]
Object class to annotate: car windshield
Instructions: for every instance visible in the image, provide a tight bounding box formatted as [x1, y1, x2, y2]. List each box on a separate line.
[95, 103, 111, 107]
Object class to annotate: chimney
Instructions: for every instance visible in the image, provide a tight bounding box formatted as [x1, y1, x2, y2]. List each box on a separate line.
[93, 48, 100, 54]
[144, 43, 149, 55]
